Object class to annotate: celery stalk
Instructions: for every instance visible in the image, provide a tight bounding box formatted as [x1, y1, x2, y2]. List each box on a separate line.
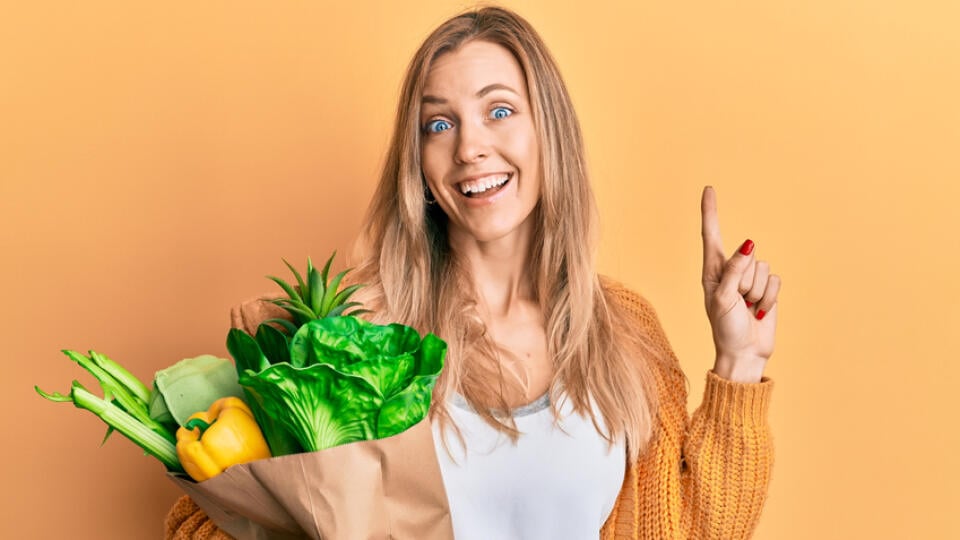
[87, 350, 151, 404]
[62, 350, 175, 444]
[36, 381, 182, 472]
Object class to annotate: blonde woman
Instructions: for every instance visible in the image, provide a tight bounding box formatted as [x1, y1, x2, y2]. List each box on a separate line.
[167, 6, 780, 539]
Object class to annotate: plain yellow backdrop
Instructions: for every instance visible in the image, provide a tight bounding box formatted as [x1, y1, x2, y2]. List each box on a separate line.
[3, 1, 957, 538]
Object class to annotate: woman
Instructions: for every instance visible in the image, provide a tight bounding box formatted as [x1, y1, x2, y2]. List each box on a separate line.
[167, 6, 780, 539]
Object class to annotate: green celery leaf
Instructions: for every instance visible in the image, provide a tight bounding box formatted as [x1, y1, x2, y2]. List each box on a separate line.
[100, 425, 116, 446]
[34, 386, 73, 402]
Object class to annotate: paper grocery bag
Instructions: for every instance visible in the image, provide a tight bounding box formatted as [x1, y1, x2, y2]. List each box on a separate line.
[169, 418, 453, 540]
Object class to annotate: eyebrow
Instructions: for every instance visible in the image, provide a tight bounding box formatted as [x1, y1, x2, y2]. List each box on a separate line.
[422, 83, 520, 105]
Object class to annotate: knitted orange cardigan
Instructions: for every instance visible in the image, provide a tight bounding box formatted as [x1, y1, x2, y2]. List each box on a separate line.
[164, 283, 774, 539]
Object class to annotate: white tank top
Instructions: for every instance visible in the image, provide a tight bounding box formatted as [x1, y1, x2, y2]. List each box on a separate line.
[431, 391, 626, 540]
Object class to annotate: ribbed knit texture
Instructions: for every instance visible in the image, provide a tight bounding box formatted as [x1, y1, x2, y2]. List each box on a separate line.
[164, 495, 234, 540]
[599, 285, 774, 539]
[163, 282, 774, 539]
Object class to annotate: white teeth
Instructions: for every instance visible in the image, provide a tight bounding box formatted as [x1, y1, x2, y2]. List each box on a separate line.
[459, 174, 510, 195]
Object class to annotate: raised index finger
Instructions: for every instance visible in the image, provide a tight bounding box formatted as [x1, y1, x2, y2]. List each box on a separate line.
[701, 186, 725, 272]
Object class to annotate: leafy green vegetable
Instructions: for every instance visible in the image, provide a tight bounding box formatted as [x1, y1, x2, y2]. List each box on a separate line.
[378, 333, 446, 438]
[35, 351, 182, 471]
[255, 324, 290, 366]
[226, 255, 447, 456]
[148, 355, 245, 429]
[226, 328, 270, 373]
[241, 362, 382, 452]
[236, 315, 446, 453]
[226, 328, 303, 456]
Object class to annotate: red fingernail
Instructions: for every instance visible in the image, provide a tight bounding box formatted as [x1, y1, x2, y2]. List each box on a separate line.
[739, 239, 755, 255]
[756, 309, 766, 320]
[745, 301, 753, 308]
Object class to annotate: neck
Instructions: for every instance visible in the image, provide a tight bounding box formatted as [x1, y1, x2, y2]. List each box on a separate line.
[448, 221, 536, 319]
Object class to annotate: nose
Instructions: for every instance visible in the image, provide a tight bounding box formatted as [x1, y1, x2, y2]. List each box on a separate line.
[454, 120, 490, 165]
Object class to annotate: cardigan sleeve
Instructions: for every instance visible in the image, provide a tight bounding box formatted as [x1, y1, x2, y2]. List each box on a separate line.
[164, 495, 235, 540]
[603, 283, 774, 539]
[681, 370, 774, 538]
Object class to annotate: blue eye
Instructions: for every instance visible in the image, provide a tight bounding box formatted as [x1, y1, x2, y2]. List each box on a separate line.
[426, 119, 451, 133]
[491, 107, 513, 120]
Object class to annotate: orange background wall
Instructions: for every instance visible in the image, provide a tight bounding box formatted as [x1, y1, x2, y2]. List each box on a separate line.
[3, 1, 957, 538]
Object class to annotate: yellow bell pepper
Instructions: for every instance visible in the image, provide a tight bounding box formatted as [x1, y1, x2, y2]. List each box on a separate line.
[176, 396, 272, 481]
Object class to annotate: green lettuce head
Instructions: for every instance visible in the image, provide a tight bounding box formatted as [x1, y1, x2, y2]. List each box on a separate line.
[233, 316, 446, 453]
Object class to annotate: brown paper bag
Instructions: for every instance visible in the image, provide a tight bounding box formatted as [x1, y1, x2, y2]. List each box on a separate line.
[168, 418, 453, 540]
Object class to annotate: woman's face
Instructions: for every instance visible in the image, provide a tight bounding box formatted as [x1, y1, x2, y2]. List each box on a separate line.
[420, 40, 541, 245]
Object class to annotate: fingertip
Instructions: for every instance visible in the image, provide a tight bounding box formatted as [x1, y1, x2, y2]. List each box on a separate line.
[738, 239, 755, 256]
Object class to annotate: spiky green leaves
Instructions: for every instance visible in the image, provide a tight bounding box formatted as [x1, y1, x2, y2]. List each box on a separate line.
[265, 252, 370, 329]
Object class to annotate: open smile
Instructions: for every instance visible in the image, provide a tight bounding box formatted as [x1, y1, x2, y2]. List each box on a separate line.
[457, 173, 513, 199]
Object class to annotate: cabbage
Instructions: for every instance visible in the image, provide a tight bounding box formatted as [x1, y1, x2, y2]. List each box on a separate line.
[228, 316, 445, 454]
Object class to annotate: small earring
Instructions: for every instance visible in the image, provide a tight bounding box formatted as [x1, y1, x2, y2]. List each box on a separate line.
[424, 187, 438, 205]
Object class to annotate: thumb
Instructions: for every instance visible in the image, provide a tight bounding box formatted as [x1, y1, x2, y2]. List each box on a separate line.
[717, 239, 756, 301]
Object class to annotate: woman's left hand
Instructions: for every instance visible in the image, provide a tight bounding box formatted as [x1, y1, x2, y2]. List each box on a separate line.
[700, 186, 781, 383]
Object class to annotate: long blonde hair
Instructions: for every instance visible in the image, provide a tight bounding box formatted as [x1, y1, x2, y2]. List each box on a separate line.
[349, 6, 660, 462]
